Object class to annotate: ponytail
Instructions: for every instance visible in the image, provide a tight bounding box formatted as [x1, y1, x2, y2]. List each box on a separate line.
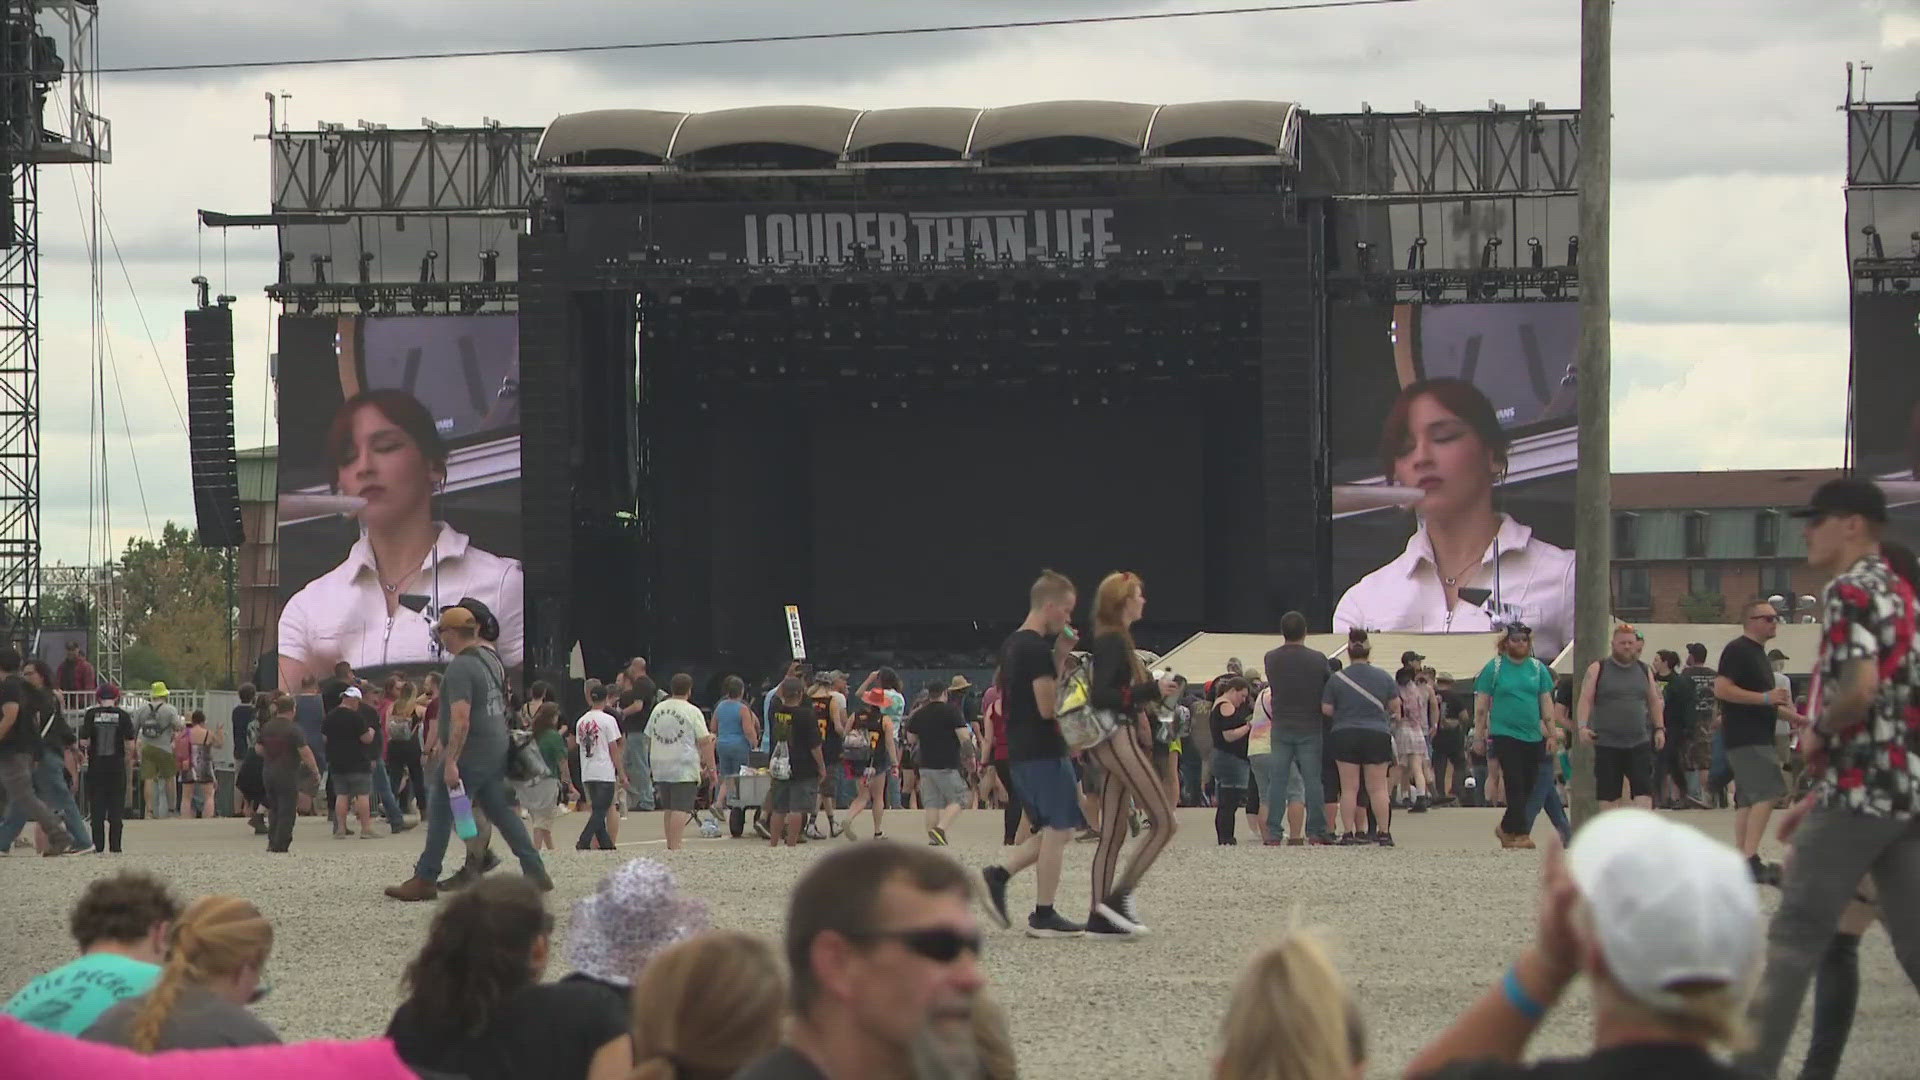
[128, 896, 273, 1054]
[128, 950, 199, 1053]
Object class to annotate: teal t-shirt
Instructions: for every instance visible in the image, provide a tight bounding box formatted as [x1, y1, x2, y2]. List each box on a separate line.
[3, 952, 161, 1036]
[1473, 654, 1555, 742]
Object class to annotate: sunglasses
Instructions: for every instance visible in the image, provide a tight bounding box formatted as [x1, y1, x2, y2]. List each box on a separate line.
[846, 927, 983, 964]
[1750, 614, 1781, 623]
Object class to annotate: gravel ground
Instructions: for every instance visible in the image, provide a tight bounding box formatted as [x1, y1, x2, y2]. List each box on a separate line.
[2, 805, 1915, 1078]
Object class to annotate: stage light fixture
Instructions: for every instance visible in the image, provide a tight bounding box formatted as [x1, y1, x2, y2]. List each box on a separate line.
[356, 289, 375, 313]
[278, 252, 296, 285]
[297, 294, 318, 314]
[1896, 279, 1911, 292]
[1528, 236, 1543, 269]
[481, 249, 500, 283]
[1863, 224, 1886, 260]
[357, 251, 374, 285]
[1566, 236, 1579, 268]
[310, 254, 331, 285]
[460, 289, 485, 314]
[419, 250, 439, 283]
[1479, 236, 1502, 270]
[1355, 240, 1374, 274]
[1405, 236, 1426, 272]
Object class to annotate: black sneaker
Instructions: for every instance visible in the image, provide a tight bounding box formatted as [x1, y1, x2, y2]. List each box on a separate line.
[1374, 832, 1396, 847]
[1411, 797, 1430, 813]
[1025, 909, 1086, 939]
[1337, 833, 1371, 846]
[979, 866, 1012, 929]
[1750, 857, 1783, 887]
[1085, 909, 1137, 940]
[1096, 892, 1148, 935]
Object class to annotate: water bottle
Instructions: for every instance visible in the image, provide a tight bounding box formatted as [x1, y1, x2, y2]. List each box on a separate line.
[451, 783, 478, 840]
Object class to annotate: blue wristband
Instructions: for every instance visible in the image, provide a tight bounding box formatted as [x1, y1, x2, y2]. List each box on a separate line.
[1503, 966, 1547, 1022]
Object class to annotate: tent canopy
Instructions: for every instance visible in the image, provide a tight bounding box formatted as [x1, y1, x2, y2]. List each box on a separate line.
[536, 100, 1299, 163]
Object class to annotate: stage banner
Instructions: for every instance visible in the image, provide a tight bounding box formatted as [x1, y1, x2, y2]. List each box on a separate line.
[1850, 293, 1920, 542]
[274, 314, 524, 688]
[1328, 301, 1580, 662]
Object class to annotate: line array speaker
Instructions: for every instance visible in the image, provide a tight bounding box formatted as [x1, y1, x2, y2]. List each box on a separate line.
[184, 304, 243, 547]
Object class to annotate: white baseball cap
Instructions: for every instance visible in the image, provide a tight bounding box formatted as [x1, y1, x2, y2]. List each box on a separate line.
[1567, 809, 1762, 1013]
[343, 686, 363, 699]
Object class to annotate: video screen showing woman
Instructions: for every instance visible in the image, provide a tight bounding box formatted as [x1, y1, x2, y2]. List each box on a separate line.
[276, 316, 523, 689]
[1332, 376, 1574, 661]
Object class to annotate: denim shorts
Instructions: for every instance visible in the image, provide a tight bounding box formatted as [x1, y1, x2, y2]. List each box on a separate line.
[1009, 757, 1087, 831]
[1210, 750, 1251, 789]
[717, 743, 750, 779]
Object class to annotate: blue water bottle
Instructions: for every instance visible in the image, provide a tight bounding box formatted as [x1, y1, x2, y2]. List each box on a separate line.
[451, 783, 478, 840]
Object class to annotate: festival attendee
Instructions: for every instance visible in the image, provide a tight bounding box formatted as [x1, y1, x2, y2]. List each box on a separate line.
[384, 680, 428, 816]
[712, 675, 759, 830]
[800, 673, 847, 841]
[515, 702, 572, 851]
[1716, 599, 1798, 882]
[1393, 660, 1435, 812]
[980, 672, 1025, 845]
[3, 871, 179, 1034]
[256, 694, 318, 853]
[907, 679, 974, 846]
[277, 389, 524, 690]
[23, 658, 89, 849]
[858, 669, 911, 811]
[1679, 642, 1719, 806]
[1430, 674, 1470, 806]
[230, 684, 257, 819]
[0, 645, 69, 855]
[1407, 811, 1760, 1080]
[1158, 675, 1189, 812]
[55, 639, 96, 696]
[178, 707, 222, 821]
[81, 896, 280, 1052]
[385, 600, 550, 901]
[1473, 625, 1555, 850]
[767, 676, 824, 848]
[564, 858, 709, 1009]
[1323, 631, 1400, 846]
[1651, 649, 1697, 809]
[385, 877, 629, 1080]
[841, 685, 898, 842]
[618, 663, 658, 814]
[292, 674, 326, 815]
[647, 674, 715, 851]
[134, 682, 182, 820]
[1737, 480, 1920, 1077]
[1574, 625, 1664, 812]
[1214, 930, 1366, 1080]
[627, 931, 784, 1080]
[1264, 611, 1331, 843]
[979, 570, 1089, 939]
[734, 843, 986, 1080]
[1210, 677, 1255, 846]
[322, 686, 377, 838]
[1244, 680, 1274, 843]
[357, 678, 410, 835]
[572, 680, 627, 852]
[78, 685, 136, 852]
[1333, 377, 1575, 660]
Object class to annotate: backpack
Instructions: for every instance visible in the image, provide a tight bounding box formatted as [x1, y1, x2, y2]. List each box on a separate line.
[1054, 652, 1121, 753]
[506, 728, 551, 782]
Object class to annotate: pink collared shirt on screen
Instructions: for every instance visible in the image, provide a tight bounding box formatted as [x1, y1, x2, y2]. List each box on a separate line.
[278, 523, 524, 673]
[1332, 514, 1574, 662]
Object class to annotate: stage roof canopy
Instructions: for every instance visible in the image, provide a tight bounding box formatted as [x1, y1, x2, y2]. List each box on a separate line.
[534, 99, 1300, 165]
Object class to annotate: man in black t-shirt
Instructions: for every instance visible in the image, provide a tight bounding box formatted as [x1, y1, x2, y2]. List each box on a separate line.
[0, 645, 70, 854]
[979, 570, 1088, 939]
[1679, 642, 1719, 805]
[1715, 600, 1795, 879]
[78, 685, 136, 853]
[766, 677, 823, 848]
[908, 680, 973, 845]
[322, 686, 377, 839]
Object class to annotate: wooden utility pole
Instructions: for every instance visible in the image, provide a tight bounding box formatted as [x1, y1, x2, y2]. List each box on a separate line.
[1569, 0, 1612, 828]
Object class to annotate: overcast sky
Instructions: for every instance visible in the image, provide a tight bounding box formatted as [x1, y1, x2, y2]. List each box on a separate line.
[35, 0, 1920, 565]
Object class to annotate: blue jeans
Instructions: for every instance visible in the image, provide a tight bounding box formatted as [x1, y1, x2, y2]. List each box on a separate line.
[1267, 732, 1327, 840]
[371, 759, 405, 828]
[1710, 729, 1730, 790]
[1523, 756, 1572, 843]
[623, 739, 653, 810]
[413, 765, 544, 883]
[35, 749, 90, 849]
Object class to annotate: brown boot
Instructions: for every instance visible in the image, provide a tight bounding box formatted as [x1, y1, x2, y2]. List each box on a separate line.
[1512, 834, 1537, 850]
[384, 877, 439, 902]
[1493, 822, 1515, 848]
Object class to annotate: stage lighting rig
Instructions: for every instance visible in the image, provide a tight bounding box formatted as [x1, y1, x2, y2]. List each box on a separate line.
[481, 249, 500, 282]
[1405, 236, 1426, 272]
[1479, 236, 1502, 270]
[278, 252, 296, 285]
[1863, 224, 1886, 260]
[310, 254, 330, 285]
[1528, 236, 1544, 269]
[1567, 236, 1579, 268]
[1355, 241, 1374, 275]
[357, 251, 374, 284]
[419, 250, 439, 283]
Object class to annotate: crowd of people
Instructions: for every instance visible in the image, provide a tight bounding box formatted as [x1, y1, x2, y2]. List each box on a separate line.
[4, 478, 1919, 1078]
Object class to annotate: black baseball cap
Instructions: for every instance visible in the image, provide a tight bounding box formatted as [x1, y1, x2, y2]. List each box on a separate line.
[1400, 650, 1425, 664]
[1767, 648, 1788, 661]
[1790, 477, 1887, 524]
[1504, 623, 1533, 639]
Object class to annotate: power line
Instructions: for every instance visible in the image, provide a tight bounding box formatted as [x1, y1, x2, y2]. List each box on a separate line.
[98, 208, 188, 434]
[92, 1, 1418, 76]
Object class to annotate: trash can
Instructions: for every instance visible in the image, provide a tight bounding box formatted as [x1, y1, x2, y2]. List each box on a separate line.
[215, 768, 237, 817]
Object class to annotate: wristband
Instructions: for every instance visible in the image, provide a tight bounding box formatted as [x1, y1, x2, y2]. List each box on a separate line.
[1502, 966, 1547, 1022]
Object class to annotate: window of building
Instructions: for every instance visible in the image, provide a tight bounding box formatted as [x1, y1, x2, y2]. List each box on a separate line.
[1754, 510, 1779, 557]
[1759, 563, 1795, 601]
[1688, 565, 1722, 598]
[1683, 512, 1710, 558]
[1614, 566, 1652, 612]
[1613, 512, 1638, 559]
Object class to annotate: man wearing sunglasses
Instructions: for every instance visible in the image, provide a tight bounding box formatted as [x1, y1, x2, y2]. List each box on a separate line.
[737, 843, 987, 1080]
[1715, 598, 1797, 883]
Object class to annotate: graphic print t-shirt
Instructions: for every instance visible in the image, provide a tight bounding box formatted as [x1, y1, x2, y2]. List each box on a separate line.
[646, 698, 706, 784]
[80, 705, 134, 765]
[769, 697, 821, 781]
[575, 709, 622, 783]
[3, 953, 161, 1036]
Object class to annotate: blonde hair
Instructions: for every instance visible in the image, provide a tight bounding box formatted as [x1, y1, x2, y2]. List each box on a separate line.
[1092, 571, 1149, 682]
[1217, 931, 1363, 1080]
[1028, 569, 1075, 610]
[1576, 904, 1752, 1051]
[627, 931, 784, 1080]
[129, 896, 273, 1053]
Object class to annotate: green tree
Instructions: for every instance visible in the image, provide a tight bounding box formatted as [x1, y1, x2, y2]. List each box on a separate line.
[1679, 592, 1726, 624]
[118, 523, 234, 689]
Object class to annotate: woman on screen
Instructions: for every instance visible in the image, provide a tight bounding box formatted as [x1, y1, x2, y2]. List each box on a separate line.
[278, 389, 522, 690]
[1332, 377, 1573, 660]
